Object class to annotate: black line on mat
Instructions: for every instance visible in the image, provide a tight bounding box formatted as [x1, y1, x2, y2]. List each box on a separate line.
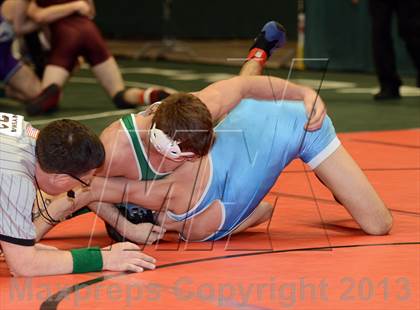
[40, 241, 420, 310]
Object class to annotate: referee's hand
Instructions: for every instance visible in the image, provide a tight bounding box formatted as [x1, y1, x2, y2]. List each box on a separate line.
[102, 242, 156, 273]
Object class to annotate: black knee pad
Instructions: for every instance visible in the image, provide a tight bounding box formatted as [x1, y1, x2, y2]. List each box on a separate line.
[105, 203, 155, 243]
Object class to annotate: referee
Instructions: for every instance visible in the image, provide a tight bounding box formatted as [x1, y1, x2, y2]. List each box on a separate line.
[0, 112, 156, 276]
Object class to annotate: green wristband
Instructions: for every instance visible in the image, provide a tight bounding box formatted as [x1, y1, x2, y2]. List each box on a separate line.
[70, 247, 103, 273]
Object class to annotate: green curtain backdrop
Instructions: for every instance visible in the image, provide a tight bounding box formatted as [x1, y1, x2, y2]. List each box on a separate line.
[94, 0, 297, 40]
[304, 0, 415, 74]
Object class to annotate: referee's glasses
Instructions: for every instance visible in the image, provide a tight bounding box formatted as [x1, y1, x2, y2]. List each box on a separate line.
[68, 173, 91, 188]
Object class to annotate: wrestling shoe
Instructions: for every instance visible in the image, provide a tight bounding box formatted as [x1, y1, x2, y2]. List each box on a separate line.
[249, 21, 287, 58]
[105, 203, 156, 243]
[373, 87, 401, 101]
[26, 84, 60, 116]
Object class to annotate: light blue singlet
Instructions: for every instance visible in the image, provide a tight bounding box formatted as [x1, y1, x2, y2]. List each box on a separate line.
[167, 99, 340, 241]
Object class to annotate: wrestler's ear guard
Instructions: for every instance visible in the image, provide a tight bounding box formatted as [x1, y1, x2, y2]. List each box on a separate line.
[149, 123, 195, 160]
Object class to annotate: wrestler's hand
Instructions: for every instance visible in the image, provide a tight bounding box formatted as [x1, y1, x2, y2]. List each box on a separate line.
[302, 88, 327, 131]
[102, 242, 156, 272]
[124, 223, 166, 245]
[74, 0, 91, 17]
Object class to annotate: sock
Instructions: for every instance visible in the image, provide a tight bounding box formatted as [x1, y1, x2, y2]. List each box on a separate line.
[246, 48, 268, 66]
[138, 89, 147, 105]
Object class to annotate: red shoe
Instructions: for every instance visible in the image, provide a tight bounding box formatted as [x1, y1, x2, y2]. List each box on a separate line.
[142, 87, 171, 105]
[26, 84, 60, 116]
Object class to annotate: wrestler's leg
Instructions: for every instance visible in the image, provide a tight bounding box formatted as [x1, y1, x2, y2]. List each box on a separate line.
[25, 67, 62, 116]
[4, 84, 26, 101]
[6, 64, 42, 100]
[231, 201, 273, 235]
[82, 18, 169, 108]
[239, 21, 287, 76]
[239, 59, 265, 76]
[42, 64, 70, 88]
[5, 63, 60, 116]
[21, 64, 65, 116]
[91, 57, 125, 98]
[182, 201, 223, 241]
[156, 200, 223, 241]
[176, 201, 273, 240]
[314, 145, 392, 235]
[91, 58, 170, 107]
[41, 23, 76, 90]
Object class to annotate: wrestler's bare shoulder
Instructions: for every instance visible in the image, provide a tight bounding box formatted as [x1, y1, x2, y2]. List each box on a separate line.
[97, 120, 135, 178]
[191, 87, 222, 109]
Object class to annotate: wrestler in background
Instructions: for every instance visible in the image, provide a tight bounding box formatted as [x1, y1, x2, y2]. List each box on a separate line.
[4, 0, 169, 115]
[1, 0, 60, 114]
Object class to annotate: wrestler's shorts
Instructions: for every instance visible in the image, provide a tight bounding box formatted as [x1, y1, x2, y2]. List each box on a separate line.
[48, 15, 111, 72]
[0, 40, 22, 83]
[298, 114, 341, 170]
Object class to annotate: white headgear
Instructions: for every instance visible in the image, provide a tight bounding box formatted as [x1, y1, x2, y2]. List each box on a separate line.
[149, 123, 196, 160]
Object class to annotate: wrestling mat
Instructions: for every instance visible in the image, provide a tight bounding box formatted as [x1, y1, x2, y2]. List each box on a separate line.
[0, 129, 418, 310]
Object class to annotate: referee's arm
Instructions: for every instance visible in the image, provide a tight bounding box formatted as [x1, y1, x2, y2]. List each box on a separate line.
[0, 241, 73, 276]
[0, 173, 74, 276]
[33, 187, 94, 241]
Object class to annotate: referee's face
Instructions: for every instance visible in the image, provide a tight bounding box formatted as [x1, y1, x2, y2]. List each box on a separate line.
[35, 164, 95, 195]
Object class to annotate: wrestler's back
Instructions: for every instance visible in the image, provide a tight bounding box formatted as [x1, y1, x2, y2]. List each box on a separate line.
[166, 99, 312, 240]
[212, 99, 307, 207]
[184, 99, 323, 240]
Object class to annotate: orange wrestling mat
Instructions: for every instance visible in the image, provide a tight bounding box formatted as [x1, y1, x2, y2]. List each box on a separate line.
[1, 129, 419, 310]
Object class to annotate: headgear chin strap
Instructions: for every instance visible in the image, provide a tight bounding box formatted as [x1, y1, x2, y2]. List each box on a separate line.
[149, 123, 196, 160]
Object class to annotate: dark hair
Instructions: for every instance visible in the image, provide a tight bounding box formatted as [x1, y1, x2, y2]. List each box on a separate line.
[152, 93, 214, 156]
[35, 119, 105, 175]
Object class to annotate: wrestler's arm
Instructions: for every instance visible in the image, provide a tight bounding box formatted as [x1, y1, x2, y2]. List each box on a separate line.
[195, 76, 326, 131]
[2, 181, 155, 276]
[0, 241, 74, 276]
[32, 185, 165, 244]
[33, 175, 173, 232]
[1, 0, 39, 34]
[87, 0, 96, 18]
[314, 145, 392, 235]
[88, 202, 166, 244]
[27, 0, 90, 24]
[89, 176, 177, 212]
[1, 237, 156, 276]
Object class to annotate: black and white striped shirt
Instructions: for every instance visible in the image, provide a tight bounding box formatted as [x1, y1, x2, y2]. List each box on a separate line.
[0, 112, 37, 246]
